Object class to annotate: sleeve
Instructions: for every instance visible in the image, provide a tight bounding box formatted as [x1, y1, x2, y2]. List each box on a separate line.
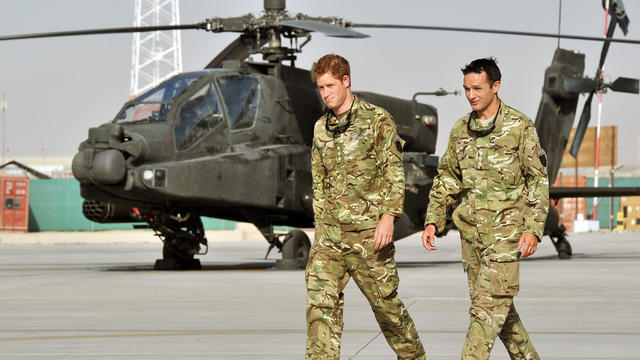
[424, 130, 463, 232]
[520, 122, 550, 239]
[311, 132, 326, 224]
[376, 113, 405, 218]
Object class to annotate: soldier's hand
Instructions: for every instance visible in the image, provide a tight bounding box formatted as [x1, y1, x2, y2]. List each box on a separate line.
[422, 224, 437, 251]
[518, 232, 538, 258]
[374, 214, 395, 250]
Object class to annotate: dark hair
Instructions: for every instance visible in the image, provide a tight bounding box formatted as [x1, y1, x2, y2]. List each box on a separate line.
[312, 54, 350, 80]
[461, 57, 501, 85]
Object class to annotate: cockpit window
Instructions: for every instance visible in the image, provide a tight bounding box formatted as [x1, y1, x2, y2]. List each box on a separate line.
[138, 75, 201, 103]
[116, 103, 170, 123]
[174, 83, 223, 151]
[115, 75, 201, 123]
[216, 75, 260, 130]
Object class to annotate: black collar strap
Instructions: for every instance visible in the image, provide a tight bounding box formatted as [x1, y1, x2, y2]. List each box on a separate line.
[325, 97, 355, 138]
[467, 103, 501, 138]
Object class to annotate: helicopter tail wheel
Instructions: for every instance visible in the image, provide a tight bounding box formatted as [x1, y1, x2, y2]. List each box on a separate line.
[275, 229, 311, 270]
[551, 233, 573, 260]
[555, 236, 572, 260]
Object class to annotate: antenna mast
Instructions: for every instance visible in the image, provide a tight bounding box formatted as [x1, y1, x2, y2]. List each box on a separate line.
[130, 0, 183, 96]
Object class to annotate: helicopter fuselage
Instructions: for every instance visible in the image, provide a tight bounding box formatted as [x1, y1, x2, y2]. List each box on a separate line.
[72, 60, 440, 237]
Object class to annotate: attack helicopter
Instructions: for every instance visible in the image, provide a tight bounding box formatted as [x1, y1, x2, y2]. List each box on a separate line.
[533, 0, 639, 258]
[1, 0, 639, 268]
[2, 0, 443, 269]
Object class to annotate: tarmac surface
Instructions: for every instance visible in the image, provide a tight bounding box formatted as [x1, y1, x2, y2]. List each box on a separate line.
[0, 229, 638, 359]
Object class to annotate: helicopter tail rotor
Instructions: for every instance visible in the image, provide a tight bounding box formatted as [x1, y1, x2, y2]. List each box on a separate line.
[568, 1, 637, 158]
[568, 92, 596, 158]
[567, 75, 639, 158]
[609, 77, 640, 93]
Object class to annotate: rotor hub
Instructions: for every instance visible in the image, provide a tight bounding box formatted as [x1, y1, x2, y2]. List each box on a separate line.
[264, 0, 285, 12]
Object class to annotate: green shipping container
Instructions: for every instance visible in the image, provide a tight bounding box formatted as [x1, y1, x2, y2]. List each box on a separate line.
[27, 179, 236, 232]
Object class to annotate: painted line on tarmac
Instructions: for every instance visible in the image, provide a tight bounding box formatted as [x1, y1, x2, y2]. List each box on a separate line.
[4, 354, 639, 360]
[410, 297, 640, 302]
[0, 330, 302, 342]
[1, 328, 638, 342]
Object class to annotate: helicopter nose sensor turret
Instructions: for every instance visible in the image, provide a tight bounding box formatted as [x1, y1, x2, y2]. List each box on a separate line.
[82, 149, 126, 185]
[72, 123, 147, 186]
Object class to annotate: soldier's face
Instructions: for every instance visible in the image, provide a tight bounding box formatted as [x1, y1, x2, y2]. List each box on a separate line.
[316, 72, 351, 113]
[463, 71, 500, 113]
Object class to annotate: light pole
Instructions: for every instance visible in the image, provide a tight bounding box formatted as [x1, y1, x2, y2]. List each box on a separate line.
[609, 164, 623, 231]
[1, 92, 6, 164]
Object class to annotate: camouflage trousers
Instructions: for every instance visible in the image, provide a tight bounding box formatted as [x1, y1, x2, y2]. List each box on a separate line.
[460, 237, 540, 360]
[305, 223, 425, 360]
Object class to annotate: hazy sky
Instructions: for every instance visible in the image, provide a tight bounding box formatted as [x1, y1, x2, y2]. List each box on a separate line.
[1, 0, 639, 165]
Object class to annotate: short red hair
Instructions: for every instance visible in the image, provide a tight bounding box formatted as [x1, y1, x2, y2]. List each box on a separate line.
[312, 54, 350, 80]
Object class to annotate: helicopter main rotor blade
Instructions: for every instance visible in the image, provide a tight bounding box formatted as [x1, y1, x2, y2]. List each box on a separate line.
[279, 19, 369, 38]
[0, 23, 206, 41]
[351, 23, 640, 45]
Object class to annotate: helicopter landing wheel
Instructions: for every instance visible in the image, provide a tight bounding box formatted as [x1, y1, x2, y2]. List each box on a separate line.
[155, 239, 202, 270]
[276, 230, 311, 270]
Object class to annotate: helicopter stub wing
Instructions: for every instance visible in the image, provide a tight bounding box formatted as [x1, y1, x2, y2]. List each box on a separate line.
[550, 186, 640, 199]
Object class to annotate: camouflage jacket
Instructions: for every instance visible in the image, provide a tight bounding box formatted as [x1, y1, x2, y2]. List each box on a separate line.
[311, 96, 405, 230]
[425, 101, 549, 260]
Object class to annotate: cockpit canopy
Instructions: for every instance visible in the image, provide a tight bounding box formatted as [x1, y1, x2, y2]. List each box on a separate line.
[116, 75, 201, 123]
[114, 72, 262, 151]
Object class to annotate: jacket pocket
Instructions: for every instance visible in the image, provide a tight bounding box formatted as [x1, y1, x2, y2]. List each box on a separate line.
[476, 259, 519, 297]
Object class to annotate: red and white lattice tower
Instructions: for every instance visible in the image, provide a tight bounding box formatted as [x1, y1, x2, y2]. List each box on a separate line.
[130, 0, 183, 97]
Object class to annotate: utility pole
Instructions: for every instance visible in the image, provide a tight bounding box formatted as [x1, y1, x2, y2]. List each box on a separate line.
[1, 92, 6, 164]
[130, 0, 183, 97]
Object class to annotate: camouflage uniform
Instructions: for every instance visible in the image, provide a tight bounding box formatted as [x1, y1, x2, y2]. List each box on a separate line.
[307, 96, 425, 360]
[425, 101, 548, 360]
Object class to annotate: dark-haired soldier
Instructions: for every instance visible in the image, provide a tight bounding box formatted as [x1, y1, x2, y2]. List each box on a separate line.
[422, 58, 548, 359]
[306, 53, 425, 360]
